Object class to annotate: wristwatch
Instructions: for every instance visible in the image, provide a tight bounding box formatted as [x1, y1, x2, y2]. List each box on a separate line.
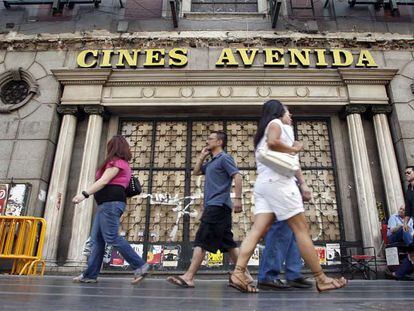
[82, 191, 90, 199]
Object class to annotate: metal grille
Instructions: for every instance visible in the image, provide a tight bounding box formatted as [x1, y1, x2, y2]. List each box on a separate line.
[0, 80, 29, 106]
[119, 117, 342, 269]
[295, 120, 342, 241]
[191, 0, 258, 13]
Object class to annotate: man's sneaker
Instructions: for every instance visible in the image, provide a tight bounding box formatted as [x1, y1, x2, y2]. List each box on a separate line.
[72, 274, 97, 283]
[134, 263, 151, 276]
[287, 277, 313, 289]
[131, 263, 151, 285]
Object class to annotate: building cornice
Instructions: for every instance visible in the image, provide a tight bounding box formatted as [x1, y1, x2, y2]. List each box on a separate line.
[1, 31, 413, 51]
[339, 69, 399, 85]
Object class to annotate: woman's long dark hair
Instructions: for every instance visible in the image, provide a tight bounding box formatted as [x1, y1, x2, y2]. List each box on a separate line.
[254, 100, 287, 149]
[98, 135, 132, 171]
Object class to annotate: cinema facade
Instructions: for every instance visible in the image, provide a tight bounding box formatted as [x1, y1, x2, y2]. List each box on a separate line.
[0, 32, 413, 272]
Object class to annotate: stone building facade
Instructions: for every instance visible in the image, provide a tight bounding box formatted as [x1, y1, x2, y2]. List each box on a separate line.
[0, 1, 413, 272]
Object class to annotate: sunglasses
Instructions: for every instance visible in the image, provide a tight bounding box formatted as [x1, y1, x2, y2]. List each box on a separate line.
[405, 171, 413, 175]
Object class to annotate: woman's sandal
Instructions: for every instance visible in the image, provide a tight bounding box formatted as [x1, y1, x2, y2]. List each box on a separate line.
[227, 269, 254, 285]
[228, 266, 259, 293]
[314, 270, 348, 293]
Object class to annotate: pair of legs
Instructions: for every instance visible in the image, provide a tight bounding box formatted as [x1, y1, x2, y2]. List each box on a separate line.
[258, 220, 303, 284]
[167, 205, 253, 287]
[395, 253, 414, 279]
[170, 246, 241, 287]
[387, 252, 414, 280]
[230, 212, 346, 293]
[81, 201, 147, 282]
[389, 227, 414, 246]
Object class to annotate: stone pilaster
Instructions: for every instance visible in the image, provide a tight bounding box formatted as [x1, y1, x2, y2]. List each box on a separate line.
[371, 105, 404, 216]
[344, 105, 382, 251]
[43, 106, 78, 265]
[65, 105, 104, 267]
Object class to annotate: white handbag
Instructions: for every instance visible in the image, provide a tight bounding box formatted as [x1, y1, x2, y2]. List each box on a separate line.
[257, 120, 300, 177]
[257, 145, 300, 177]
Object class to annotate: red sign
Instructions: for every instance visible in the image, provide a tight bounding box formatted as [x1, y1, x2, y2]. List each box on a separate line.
[0, 184, 9, 215]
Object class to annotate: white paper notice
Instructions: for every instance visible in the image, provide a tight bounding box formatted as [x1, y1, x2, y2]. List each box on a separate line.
[385, 247, 399, 266]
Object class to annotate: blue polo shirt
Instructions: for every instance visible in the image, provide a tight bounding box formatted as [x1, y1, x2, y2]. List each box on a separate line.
[201, 151, 239, 209]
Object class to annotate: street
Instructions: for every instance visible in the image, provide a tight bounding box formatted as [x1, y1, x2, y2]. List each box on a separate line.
[0, 275, 413, 310]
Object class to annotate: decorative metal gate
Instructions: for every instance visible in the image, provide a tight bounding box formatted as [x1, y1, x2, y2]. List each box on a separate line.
[113, 117, 343, 271]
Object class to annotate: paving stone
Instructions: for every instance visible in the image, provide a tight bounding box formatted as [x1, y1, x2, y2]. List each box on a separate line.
[7, 139, 49, 179]
[35, 50, 67, 74]
[0, 112, 19, 139]
[17, 103, 56, 141]
[0, 140, 14, 178]
[4, 51, 36, 71]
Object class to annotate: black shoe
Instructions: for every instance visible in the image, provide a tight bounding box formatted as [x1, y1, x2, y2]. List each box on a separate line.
[257, 279, 291, 290]
[287, 277, 313, 289]
[384, 268, 397, 280]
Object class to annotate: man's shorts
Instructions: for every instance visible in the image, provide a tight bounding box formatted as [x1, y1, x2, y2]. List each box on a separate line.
[194, 205, 237, 253]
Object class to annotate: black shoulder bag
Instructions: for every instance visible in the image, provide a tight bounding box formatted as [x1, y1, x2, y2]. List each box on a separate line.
[126, 175, 142, 197]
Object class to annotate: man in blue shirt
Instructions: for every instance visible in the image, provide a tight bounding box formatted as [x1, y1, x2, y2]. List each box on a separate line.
[167, 131, 247, 288]
[388, 205, 413, 246]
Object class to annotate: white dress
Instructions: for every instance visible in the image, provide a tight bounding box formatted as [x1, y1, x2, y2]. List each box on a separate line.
[253, 118, 304, 220]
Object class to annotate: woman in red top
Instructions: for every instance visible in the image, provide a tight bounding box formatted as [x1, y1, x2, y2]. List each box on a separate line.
[72, 135, 149, 284]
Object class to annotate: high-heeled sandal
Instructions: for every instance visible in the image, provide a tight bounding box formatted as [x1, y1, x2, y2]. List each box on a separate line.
[228, 265, 259, 293]
[314, 270, 348, 293]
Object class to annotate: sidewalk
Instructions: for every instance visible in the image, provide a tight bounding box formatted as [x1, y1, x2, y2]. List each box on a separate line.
[0, 275, 413, 310]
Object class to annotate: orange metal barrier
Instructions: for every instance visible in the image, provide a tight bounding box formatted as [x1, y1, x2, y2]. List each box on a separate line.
[0, 216, 46, 276]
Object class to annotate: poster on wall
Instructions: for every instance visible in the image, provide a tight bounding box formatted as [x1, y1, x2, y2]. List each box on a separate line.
[4, 184, 29, 216]
[162, 245, 181, 268]
[248, 246, 260, 266]
[315, 246, 327, 265]
[109, 244, 144, 268]
[110, 249, 128, 267]
[147, 245, 163, 265]
[0, 184, 9, 215]
[326, 243, 341, 265]
[202, 250, 223, 267]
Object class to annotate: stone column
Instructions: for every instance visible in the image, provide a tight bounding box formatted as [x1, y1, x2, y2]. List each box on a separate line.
[65, 106, 104, 267]
[371, 105, 405, 216]
[345, 105, 382, 251]
[42, 106, 78, 265]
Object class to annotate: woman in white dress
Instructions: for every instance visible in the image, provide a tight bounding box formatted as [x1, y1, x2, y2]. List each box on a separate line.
[229, 100, 347, 293]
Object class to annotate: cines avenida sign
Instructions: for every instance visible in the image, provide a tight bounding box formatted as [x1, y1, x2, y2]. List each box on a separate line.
[76, 48, 378, 69]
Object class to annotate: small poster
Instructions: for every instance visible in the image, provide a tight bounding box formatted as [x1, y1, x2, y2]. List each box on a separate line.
[163, 245, 180, 267]
[315, 246, 327, 265]
[131, 244, 144, 258]
[0, 184, 9, 215]
[110, 250, 128, 267]
[203, 250, 223, 267]
[110, 244, 144, 267]
[326, 243, 341, 266]
[4, 184, 29, 216]
[385, 247, 399, 266]
[147, 245, 163, 265]
[248, 246, 260, 266]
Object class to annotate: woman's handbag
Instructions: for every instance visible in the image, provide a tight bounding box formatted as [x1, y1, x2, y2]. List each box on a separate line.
[126, 175, 142, 197]
[257, 145, 300, 177]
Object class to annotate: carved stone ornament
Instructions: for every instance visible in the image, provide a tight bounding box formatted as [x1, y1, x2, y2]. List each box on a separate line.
[343, 105, 367, 116]
[370, 105, 393, 116]
[0, 68, 39, 113]
[56, 105, 78, 115]
[83, 105, 105, 116]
